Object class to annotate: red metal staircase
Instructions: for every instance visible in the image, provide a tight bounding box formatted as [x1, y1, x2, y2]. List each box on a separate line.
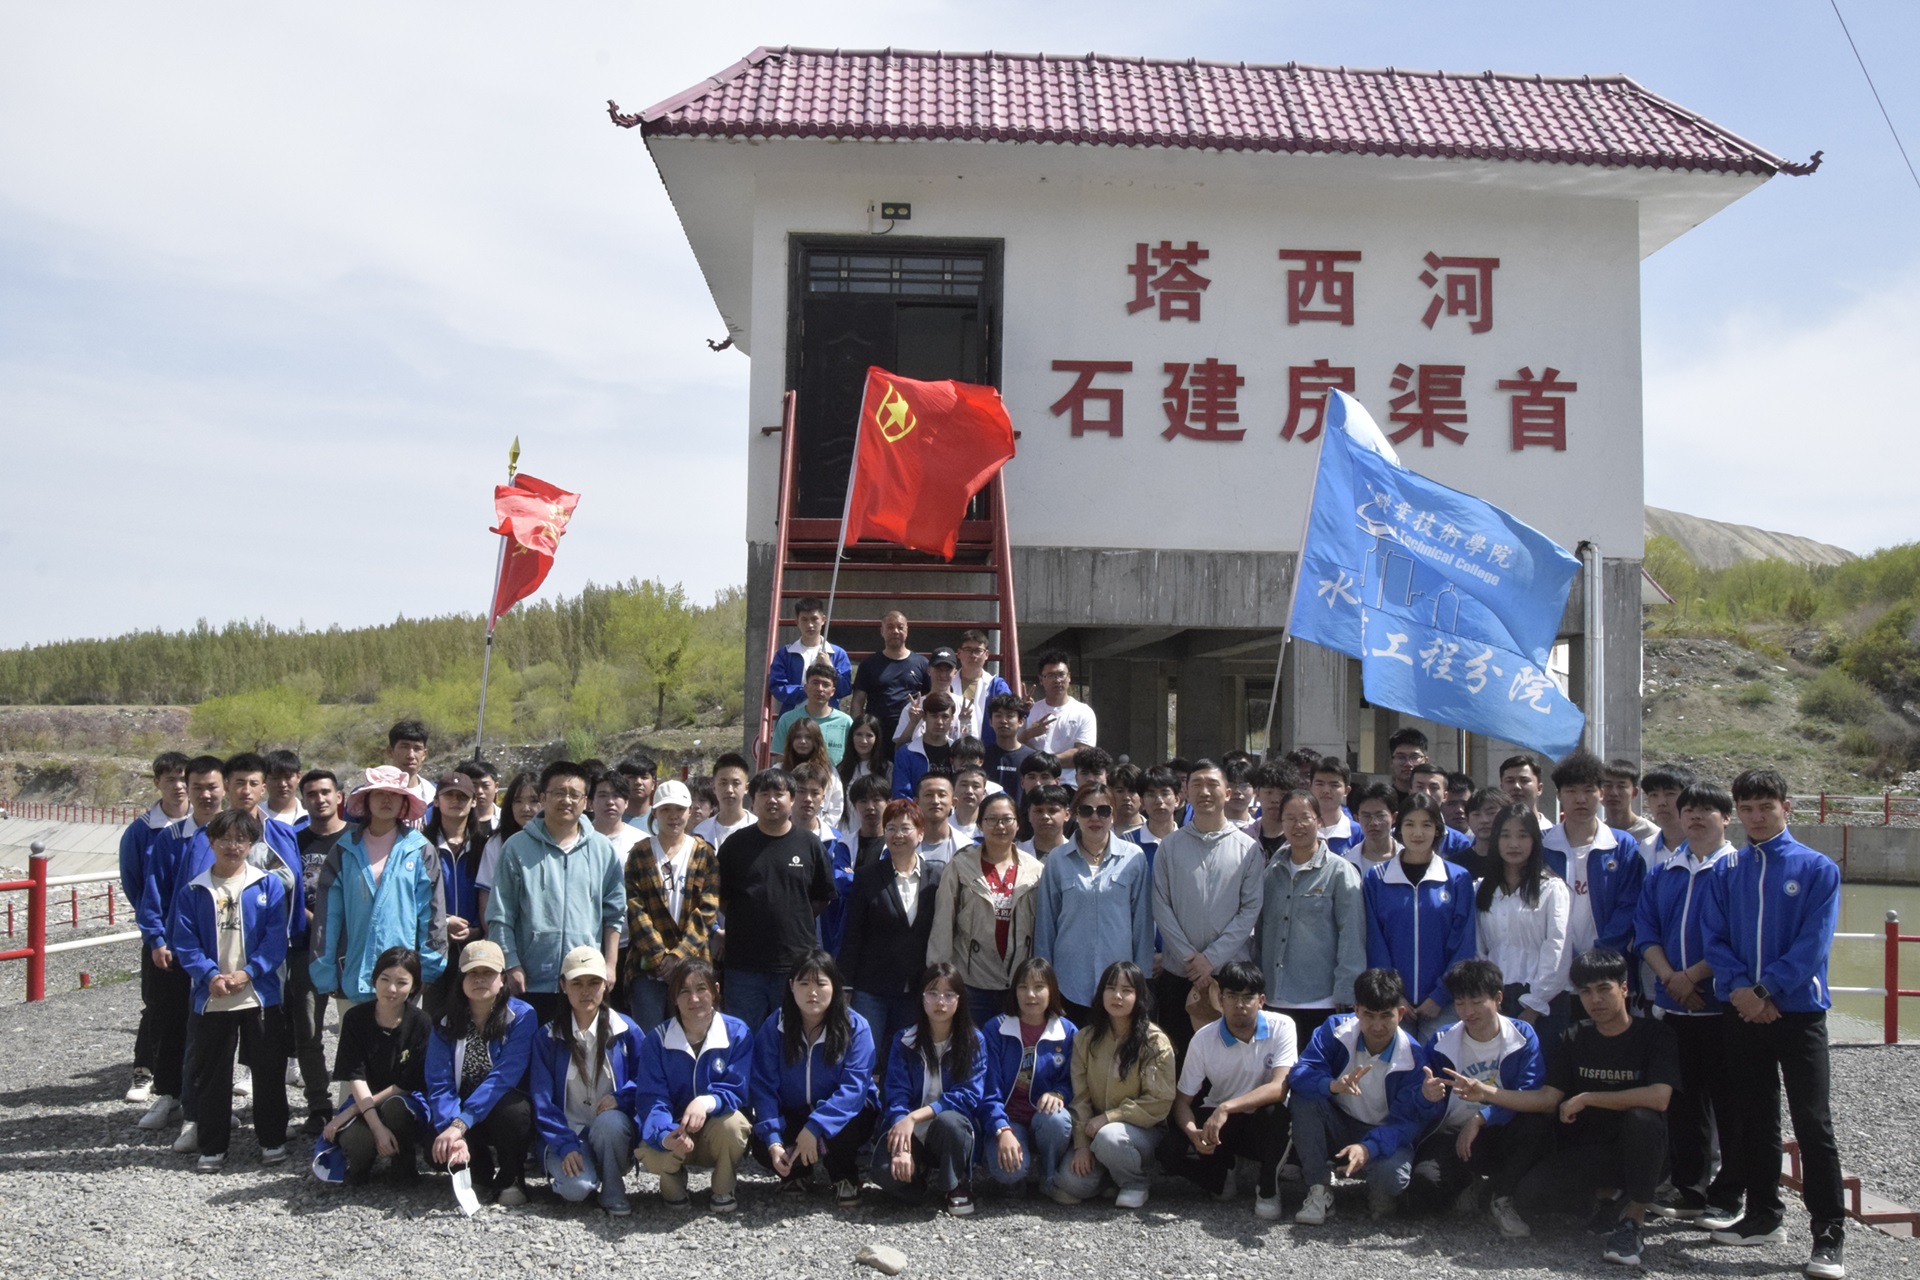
[755, 390, 1023, 766]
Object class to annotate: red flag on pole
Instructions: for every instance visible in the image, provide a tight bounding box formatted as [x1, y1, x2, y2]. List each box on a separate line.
[488, 473, 579, 628]
[844, 368, 1017, 559]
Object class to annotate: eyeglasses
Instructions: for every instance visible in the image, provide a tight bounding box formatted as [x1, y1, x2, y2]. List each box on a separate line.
[545, 789, 588, 803]
[1076, 804, 1113, 819]
[922, 990, 960, 1003]
[984, 814, 1019, 825]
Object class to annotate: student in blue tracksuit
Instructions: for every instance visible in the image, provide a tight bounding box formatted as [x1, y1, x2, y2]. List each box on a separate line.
[169, 808, 292, 1172]
[1288, 968, 1443, 1225]
[425, 940, 539, 1205]
[1409, 762, 1478, 864]
[121, 750, 189, 1109]
[1363, 795, 1476, 1040]
[767, 596, 853, 714]
[530, 946, 644, 1216]
[1540, 750, 1647, 966]
[1409, 959, 1553, 1236]
[634, 960, 754, 1211]
[873, 962, 988, 1216]
[980, 956, 1077, 1198]
[1699, 769, 1846, 1278]
[1634, 780, 1741, 1222]
[309, 766, 449, 1004]
[750, 950, 880, 1207]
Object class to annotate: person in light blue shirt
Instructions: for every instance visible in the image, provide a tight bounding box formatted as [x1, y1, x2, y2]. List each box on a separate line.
[1032, 782, 1154, 1024]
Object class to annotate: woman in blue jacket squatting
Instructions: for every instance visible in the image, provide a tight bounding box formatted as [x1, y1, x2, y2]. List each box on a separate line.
[873, 961, 988, 1216]
[1363, 794, 1476, 1040]
[425, 939, 538, 1205]
[530, 945, 644, 1216]
[634, 959, 754, 1211]
[980, 956, 1077, 1198]
[750, 949, 879, 1208]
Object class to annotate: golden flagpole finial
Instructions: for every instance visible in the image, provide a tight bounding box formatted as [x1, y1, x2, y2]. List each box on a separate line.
[507, 436, 521, 481]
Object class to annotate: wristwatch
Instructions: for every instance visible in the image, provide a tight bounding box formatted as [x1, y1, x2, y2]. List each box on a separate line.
[1750, 982, 1773, 1004]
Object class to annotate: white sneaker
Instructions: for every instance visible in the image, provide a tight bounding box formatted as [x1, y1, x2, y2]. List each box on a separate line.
[1254, 1193, 1282, 1221]
[260, 1145, 288, 1166]
[1296, 1183, 1335, 1226]
[1114, 1186, 1149, 1210]
[495, 1185, 528, 1207]
[137, 1095, 180, 1131]
[171, 1122, 200, 1154]
[232, 1067, 252, 1099]
[285, 1062, 303, 1088]
[125, 1069, 154, 1104]
[195, 1153, 225, 1174]
[1491, 1195, 1531, 1238]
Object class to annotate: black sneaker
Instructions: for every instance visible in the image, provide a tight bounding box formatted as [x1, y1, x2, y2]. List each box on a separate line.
[1602, 1219, 1644, 1267]
[1697, 1202, 1744, 1232]
[1587, 1195, 1624, 1235]
[1648, 1186, 1708, 1220]
[945, 1180, 975, 1217]
[1805, 1224, 1845, 1279]
[300, 1112, 328, 1137]
[1709, 1216, 1787, 1246]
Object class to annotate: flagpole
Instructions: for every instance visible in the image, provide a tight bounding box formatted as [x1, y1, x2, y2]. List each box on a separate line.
[822, 404, 866, 642]
[474, 438, 521, 761]
[1261, 421, 1334, 764]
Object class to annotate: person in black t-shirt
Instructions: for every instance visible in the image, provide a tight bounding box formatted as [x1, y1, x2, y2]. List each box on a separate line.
[849, 611, 931, 737]
[321, 946, 431, 1185]
[716, 767, 835, 1031]
[1521, 948, 1679, 1270]
[847, 773, 890, 871]
[290, 769, 352, 1132]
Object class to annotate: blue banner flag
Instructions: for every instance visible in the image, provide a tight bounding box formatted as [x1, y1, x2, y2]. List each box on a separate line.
[1286, 391, 1586, 756]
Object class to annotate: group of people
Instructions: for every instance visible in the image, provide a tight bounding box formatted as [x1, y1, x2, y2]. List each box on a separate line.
[104, 615, 1847, 1279]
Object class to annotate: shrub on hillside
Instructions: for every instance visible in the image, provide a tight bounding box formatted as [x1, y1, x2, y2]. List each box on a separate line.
[1799, 668, 1882, 726]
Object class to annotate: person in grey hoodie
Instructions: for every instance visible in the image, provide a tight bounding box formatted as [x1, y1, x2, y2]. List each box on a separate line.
[484, 761, 624, 1025]
[1151, 760, 1265, 1063]
[1255, 788, 1367, 1046]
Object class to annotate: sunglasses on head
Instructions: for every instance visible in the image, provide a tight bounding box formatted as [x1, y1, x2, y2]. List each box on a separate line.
[1076, 804, 1113, 819]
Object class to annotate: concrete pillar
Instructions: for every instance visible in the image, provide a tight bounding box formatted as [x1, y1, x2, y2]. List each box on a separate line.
[1128, 661, 1170, 764]
[1602, 558, 1644, 767]
[743, 542, 775, 756]
[1279, 641, 1349, 760]
[1175, 657, 1229, 762]
[1086, 659, 1134, 763]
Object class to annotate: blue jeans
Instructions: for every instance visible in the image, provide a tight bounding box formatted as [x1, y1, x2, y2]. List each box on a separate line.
[966, 985, 1009, 1029]
[984, 1106, 1074, 1193]
[852, 990, 919, 1078]
[723, 968, 786, 1031]
[1290, 1092, 1413, 1200]
[543, 1109, 636, 1209]
[628, 976, 669, 1033]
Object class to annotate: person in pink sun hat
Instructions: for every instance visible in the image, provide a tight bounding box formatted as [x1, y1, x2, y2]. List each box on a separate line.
[308, 766, 450, 1009]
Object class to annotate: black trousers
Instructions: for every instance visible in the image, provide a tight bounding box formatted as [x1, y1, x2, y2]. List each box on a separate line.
[517, 990, 563, 1026]
[1158, 1103, 1290, 1197]
[1667, 1013, 1740, 1206]
[1516, 1106, 1666, 1211]
[1153, 971, 1196, 1065]
[336, 1095, 420, 1184]
[133, 946, 164, 1073]
[193, 1006, 290, 1157]
[149, 960, 193, 1100]
[283, 951, 332, 1115]
[1723, 1010, 1845, 1229]
[1273, 1007, 1338, 1045]
[751, 1104, 878, 1184]
[1063, 1000, 1095, 1029]
[1410, 1108, 1555, 1205]
[436, 1089, 534, 1195]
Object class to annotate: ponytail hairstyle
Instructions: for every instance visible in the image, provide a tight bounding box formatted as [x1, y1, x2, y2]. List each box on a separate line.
[781, 949, 853, 1067]
[912, 962, 977, 1083]
[555, 987, 613, 1088]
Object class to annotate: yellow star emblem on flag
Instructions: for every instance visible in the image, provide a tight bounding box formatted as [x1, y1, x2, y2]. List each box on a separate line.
[874, 380, 917, 443]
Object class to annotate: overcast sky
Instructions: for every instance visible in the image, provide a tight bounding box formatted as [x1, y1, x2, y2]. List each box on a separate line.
[2, 2, 1915, 649]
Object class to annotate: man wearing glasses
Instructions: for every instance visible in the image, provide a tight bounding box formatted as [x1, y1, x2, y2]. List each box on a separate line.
[484, 760, 625, 1024]
[1386, 727, 1431, 808]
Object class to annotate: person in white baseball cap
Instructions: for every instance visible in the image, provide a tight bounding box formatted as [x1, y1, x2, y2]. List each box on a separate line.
[529, 945, 645, 1216]
[618, 779, 720, 1031]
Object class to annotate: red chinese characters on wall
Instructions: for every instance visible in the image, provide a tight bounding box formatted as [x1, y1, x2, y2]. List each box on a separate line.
[1281, 360, 1356, 442]
[1497, 366, 1579, 451]
[1419, 252, 1499, 334]
[1387, 363, 1469, 447]
[1278, 249, 1362, 325]
[1161, 360, 1246, 441]
[1048, 360, 1133, 436]
[1127, 241, 1212, 321]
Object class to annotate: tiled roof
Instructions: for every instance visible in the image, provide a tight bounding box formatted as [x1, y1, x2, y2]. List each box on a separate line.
[620, 47, 1817, 176]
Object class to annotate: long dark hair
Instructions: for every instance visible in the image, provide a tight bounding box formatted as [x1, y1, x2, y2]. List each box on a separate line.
[1002, 956, 1065, 1022]
[436, 968, 512, 1044]
[422, 800, 481, 879]
[552, 975, 613, 1087]
[838, 713, 892, 787]
[912, 962, 977, 1082]
[781, 949, 853, 1067]
[1477, 804, 1552, 911]
[495, 771, 540, 847]
[1088, 960, 1153, 1079]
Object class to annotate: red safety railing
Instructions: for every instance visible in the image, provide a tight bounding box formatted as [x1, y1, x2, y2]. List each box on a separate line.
[0, 844, 142, 1002]
[1832, 909, 1920, 1044]
[0, 851, 49, 1001]
[1796, 792, 1920, 826]
[0, 801, 140, 825]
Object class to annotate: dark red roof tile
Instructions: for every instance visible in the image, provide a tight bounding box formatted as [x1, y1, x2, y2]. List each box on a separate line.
[632, 47, 1808, 176]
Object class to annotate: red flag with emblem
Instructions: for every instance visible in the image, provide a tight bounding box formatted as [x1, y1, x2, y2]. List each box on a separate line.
[489, 474, 580, 628]
[844, 367, 1017, 559]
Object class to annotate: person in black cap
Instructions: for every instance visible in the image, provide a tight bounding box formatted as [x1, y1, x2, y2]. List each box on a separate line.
[893, 647, 962, 747]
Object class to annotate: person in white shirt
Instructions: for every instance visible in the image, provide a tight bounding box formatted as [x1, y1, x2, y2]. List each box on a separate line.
[385, 720, 436, 811]
[1475, 806, 1571, 1029]
[691, 754, 757, 850]
[1161, 961, 1297, 1220]
[1018, 650, 1097, 787]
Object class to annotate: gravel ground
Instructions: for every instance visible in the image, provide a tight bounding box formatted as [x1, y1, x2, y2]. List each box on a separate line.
[2, 941, 1914, 1279]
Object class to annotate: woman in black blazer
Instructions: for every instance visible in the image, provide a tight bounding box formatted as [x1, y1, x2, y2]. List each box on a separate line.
[839, 799, 948, 1080]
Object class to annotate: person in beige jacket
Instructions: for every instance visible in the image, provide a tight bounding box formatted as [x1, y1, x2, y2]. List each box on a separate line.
[927, 793, 1045, 1027]
[1051, 959, 1177, 1208]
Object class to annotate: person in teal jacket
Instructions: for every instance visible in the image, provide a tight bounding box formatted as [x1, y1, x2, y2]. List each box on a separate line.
[309, 766, 447, 1002]
[484, 761, 625, 1025]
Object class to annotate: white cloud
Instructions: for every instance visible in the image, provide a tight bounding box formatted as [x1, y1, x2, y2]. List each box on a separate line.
[1644, 267, 1920, 557]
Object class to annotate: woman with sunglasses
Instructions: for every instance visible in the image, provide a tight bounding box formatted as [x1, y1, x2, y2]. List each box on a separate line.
[928, 792, 1045, 1027]
[1031, 782, 1155, 1026]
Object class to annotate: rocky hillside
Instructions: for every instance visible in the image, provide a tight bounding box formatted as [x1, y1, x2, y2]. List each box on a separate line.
[1646, 506, 1855, 572]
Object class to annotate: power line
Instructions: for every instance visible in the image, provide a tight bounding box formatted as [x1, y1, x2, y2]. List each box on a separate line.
[1829, 0, 1920, 196]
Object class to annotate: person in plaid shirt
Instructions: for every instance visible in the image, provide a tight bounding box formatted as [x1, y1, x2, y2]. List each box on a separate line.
[620, 780, 720, 1031]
